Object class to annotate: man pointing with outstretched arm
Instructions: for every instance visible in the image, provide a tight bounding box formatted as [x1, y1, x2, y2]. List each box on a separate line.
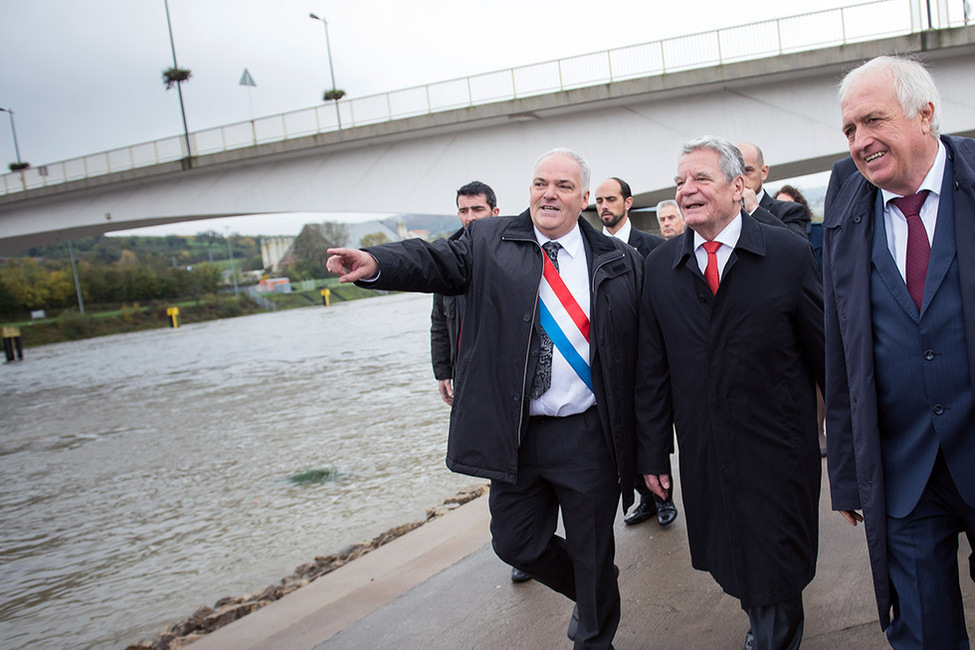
[327, 148, 643, 649]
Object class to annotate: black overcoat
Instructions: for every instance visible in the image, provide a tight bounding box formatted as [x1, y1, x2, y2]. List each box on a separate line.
[361, 211, 645, 511]
[635, 212, 825, 607]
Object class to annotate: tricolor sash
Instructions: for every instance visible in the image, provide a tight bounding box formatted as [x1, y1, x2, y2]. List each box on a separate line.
[539, 251, 592, 391]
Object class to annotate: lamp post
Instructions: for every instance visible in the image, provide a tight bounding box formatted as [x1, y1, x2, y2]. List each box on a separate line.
[226, 231, 239, 298]
[309, 12, 343, 127]
[163, 0, 192, 162]
[67, 241, 85, 314]
[0, 107, 25, 168]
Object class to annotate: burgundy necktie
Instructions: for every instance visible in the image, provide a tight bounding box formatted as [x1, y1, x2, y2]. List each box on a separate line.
[703, 241, 721, 295]
[890, 190, 930, 312]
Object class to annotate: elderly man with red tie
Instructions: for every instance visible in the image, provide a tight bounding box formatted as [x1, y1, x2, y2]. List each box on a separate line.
[637, 135, 824, 650]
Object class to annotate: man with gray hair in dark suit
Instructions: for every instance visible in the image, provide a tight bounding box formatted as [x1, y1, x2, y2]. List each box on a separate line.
[824, 54, 975, 649]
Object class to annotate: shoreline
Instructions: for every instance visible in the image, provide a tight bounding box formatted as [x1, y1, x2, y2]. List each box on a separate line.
[125, 484, 488, 650]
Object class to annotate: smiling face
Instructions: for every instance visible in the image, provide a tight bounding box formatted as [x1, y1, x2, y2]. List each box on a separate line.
[840, 69, 938, 196]
[675, 148, 743, 241]
[595, 178, 632, 233]
[529, 154, 590, 240]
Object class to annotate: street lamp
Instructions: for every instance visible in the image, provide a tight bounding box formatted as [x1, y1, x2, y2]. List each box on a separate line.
[309, 12, 344, 128]
[66, 241, 85, 314]
[163, 0, 192, 162]
[308, 13, 339, 96]
[226, 231, 240, 298]
[0, 107, 26, 170]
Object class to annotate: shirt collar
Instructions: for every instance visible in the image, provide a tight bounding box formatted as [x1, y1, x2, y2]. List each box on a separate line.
[881, 139, 946, 205]
[602, 218, 632, 243]
[535, 221, 584, 259]
[693, 213, 742, 251]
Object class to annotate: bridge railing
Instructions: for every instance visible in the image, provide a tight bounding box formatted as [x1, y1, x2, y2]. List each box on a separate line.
[1, 0, 967, 197]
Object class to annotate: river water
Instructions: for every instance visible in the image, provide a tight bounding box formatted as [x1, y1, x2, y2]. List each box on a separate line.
[0, 293, 476, 649]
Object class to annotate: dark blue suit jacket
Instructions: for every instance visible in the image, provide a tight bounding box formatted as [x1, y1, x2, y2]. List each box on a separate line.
[627, 226, 665, 258]
[823, 134, 975, 627]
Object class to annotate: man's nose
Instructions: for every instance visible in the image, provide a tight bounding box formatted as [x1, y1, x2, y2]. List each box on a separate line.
[852, 128, 872, 152]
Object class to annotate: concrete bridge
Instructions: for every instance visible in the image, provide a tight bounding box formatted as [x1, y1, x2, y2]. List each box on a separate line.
[1, 0, 973, 254]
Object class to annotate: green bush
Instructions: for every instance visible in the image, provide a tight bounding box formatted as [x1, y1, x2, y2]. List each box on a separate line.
[56, 310, 94, 339]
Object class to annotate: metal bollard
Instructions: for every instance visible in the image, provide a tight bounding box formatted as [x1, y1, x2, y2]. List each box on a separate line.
[1, 325, 24, 362]
[166, 306, 181, 328]
[320, 288, 331, 307]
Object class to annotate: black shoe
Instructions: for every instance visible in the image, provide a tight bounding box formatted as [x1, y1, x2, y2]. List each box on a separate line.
[567, 604, 579, 641]
[744, 630, 755, 650]
[624, 497, 657, 525]
[655, 497, 678, 527]
[510, 566, 531, 583]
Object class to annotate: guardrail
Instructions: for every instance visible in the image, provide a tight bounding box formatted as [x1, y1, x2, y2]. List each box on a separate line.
[1, 0, 968, 197]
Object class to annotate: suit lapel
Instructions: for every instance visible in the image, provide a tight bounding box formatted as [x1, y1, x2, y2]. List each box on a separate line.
[871, 192, 922, 321]
[921, 154, 957, 316]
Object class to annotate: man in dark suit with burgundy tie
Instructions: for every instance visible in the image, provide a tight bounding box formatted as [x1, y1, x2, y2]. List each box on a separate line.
[327, 149, 643, 649]
[824, 55, 975, 648]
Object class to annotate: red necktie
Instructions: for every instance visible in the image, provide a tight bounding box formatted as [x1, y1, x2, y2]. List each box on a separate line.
[890, 190, 930, 311]
[703, 241, 721, 295]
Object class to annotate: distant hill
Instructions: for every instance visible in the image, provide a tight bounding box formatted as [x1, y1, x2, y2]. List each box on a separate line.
[382, 214, 459, 239]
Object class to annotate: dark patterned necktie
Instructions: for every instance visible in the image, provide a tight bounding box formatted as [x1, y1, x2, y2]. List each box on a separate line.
[530, 241, 561, 400]
[890, 190, 930, 311]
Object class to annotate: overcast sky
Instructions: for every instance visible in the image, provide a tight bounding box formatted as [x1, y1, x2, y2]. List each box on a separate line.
[1, 0, 851, 235]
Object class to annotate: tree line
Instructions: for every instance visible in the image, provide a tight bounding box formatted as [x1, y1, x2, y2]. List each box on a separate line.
[0, 233, 263, 318]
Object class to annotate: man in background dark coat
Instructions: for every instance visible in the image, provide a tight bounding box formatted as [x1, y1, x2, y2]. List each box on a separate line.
[824, 55, 975, 648]
[430, 180, 500, 406]
[738, 141, 811, 239]
[595, 176, 678, 529]
[638, 135, 824, 650]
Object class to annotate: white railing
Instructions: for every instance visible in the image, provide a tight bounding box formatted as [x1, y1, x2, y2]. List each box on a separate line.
[1, 0, 967, 197]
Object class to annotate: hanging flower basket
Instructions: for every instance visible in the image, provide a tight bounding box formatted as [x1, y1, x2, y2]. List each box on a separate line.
[163, 67, 192, 90]
[323, 89, 346, 102]
[9, 161, 30, 171]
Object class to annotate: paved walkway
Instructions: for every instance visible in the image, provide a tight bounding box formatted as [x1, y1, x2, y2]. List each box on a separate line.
[192, 459, 974, 649]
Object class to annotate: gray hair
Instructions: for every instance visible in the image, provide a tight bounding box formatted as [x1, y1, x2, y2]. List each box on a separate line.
[655, 199, 680, 214]
[535, 148, 591, 192]
[680, 136, 745, 183]
[839, 55, 942, 137]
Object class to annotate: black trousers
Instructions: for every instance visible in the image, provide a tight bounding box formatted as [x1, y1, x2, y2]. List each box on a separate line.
[744, 595, 804, 650]
[489, 407, 620, 650]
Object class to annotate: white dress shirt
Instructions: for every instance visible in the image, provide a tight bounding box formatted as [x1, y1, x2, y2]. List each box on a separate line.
[693, 214, 742, 280]
[880, 140, 946, 282]
[603, 218, 632, 243]
[530, 223, 595, 417]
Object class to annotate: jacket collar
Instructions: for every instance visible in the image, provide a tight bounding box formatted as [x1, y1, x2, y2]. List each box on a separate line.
[670, 210, 766, 269]
[501, 209, 619, 259]
[824, 135, 975, 230]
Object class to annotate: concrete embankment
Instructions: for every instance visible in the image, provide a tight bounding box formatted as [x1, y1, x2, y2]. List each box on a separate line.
[176, 460, 974, 649]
